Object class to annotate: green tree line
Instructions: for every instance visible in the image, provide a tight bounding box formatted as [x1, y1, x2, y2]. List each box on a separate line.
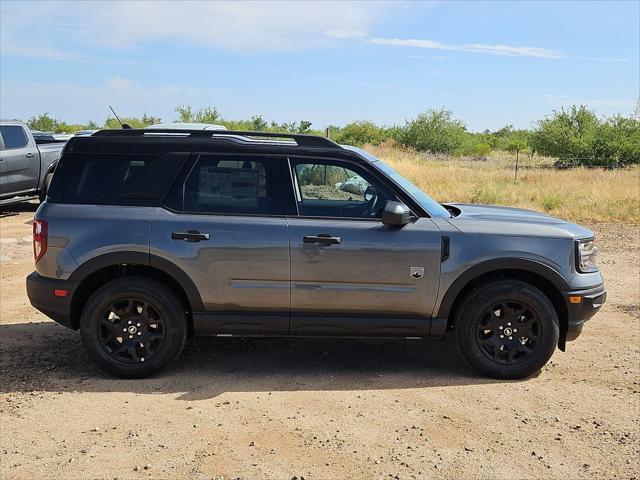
[23, 104, 639, 167]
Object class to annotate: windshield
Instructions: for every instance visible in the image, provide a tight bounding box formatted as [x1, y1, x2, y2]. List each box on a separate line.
[342, 146, 450, 218]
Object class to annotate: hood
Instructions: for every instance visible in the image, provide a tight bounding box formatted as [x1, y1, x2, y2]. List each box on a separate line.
[444, 203, 594, 240]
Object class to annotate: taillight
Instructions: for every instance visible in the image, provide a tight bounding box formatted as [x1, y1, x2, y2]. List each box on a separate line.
[33, 219, 47, 263]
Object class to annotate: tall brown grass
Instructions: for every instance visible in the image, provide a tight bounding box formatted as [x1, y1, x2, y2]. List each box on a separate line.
[366, 143, 640, 224]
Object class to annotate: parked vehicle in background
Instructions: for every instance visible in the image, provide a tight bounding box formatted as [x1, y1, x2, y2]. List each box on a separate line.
[0, 121, 65, 205]
[146, 122, 227, 130]
[26, 129, 605, 379]
[74, 130, 98, 137]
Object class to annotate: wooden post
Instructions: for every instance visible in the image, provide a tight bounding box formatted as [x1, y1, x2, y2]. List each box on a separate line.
[514, 147, 520, 182]
[325, 127, 330, 138]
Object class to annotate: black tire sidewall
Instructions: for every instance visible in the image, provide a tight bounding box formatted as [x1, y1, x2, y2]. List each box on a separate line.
[80, 277, 187, 378]
[456, 280, 559, 379]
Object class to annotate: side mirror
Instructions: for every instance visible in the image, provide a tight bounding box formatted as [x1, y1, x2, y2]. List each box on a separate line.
[381, 201, 413, 226]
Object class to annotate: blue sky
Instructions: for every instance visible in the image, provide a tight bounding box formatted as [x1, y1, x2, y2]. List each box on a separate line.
[1, 0, 638, 131]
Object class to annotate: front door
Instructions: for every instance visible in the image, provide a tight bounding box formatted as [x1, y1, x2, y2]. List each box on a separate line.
[150, 153, 290, 335]
[286, 157, 442, 337]
[0, 125, 39, 195]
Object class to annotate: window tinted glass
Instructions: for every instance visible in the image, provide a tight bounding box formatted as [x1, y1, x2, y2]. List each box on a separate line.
[61, 152, 186, 205]
[292, 160, 394, 219]
[182, 154, 282, 215]
[0, 126, 29, 149]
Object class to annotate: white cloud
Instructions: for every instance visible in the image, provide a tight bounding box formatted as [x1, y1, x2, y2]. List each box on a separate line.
[1, 1, 390, 56]
[367, 37, 565, 59]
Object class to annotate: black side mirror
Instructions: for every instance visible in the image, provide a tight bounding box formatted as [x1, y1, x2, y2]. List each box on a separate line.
[381, 201, 413, 226]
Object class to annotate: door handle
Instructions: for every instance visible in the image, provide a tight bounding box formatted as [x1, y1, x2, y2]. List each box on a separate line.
[303, 234, 341, 245]
[171, 229, 210, 242]
[26, 152, 35, 158]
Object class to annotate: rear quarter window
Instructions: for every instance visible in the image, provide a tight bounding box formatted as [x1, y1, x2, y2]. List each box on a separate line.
[57, 152, 187, 206]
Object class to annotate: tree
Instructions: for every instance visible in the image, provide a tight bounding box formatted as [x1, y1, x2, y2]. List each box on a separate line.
[27, 112, 59, 132]
[175, 105, 193, 123]
[396, 109, 467, 154]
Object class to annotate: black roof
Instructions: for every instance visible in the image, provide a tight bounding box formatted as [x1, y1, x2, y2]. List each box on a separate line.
[63, 129, 369, 163]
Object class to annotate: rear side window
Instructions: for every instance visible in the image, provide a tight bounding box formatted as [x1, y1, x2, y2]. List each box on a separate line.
[0, 126, 29, 149]
[178, 154, 283, 215]
[59, 152, 187, 206]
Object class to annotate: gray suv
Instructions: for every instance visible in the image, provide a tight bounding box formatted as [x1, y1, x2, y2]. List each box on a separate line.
[26, 129, 606, 379]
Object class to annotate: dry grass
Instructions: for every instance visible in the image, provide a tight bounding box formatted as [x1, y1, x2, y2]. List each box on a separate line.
[366, 143, 640, 224]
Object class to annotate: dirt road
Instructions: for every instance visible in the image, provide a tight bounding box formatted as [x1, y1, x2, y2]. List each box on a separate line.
[1, 203, 638, 479]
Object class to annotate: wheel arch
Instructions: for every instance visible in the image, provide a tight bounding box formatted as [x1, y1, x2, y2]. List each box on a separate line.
[437, 259, 570, 349]
[68, 252, 203, 330]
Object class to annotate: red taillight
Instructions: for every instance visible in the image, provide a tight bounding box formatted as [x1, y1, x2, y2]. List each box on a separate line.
[33, 219, 47, 263]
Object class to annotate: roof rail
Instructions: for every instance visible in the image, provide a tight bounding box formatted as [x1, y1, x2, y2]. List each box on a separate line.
[92, 129, 341, 149]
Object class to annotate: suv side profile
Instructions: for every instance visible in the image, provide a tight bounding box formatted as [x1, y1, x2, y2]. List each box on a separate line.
[26, 129, 606, 379]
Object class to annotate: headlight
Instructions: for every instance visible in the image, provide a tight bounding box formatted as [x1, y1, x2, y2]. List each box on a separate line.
[576, 238, 598, 273]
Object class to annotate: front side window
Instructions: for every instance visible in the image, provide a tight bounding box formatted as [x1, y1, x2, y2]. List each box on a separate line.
[291, 159, 393, 219]
[0, 126, 29, 150]
[182, 154, 282, 215]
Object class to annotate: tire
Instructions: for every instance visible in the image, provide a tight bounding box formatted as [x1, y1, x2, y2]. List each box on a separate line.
[455, 279, 559, 379]
[80, 276, 187, 378]
[39, 173, 53, 203]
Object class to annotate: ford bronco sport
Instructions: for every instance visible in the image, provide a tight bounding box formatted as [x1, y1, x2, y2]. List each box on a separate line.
[26, 129, 606, 379]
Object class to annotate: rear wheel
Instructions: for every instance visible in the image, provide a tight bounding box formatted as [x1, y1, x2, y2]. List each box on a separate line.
[455, 279, 559, 379]
[80, 277, 187, 378]
[39, 172, 53, 203]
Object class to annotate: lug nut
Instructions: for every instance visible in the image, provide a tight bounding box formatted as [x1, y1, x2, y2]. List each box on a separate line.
[500, 334, 504, 339]
[499, 326, 503, 330]
[513, 328, 518, 333]
[122, 328, 127, 332]
[508, 336, 513, 340]
[128, 335, 133, 339]
[128, 320, 132, 325]
[136, 323, 141, 327]
[507, 322, 511, 326]
[137, 332, 142, 336]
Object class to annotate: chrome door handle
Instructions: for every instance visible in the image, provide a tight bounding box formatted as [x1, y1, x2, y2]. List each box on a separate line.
[171, 229, 210, 242]
[303, 234, 341, 245]
[25, 152, 35, 158]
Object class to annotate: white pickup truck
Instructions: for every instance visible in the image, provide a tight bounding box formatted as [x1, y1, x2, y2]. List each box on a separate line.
[0, 121, 66, 206]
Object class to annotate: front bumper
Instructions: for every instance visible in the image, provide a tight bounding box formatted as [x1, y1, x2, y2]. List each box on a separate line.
[26, 271, 78, 329]
[563, 284, 606, 342]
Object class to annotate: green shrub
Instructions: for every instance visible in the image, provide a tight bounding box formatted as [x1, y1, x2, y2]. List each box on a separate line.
[541, 194, 564, 211]
[333, 121, 388, 146]
[396, 109, 467, 154]
[531, 105, 639, 167]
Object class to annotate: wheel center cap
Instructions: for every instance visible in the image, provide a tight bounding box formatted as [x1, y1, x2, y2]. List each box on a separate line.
[503, 327, 513, 336]
[127, 325, 138, 335]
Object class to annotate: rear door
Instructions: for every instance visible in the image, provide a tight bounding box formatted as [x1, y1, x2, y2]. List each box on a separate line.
[285, 156, 442, 337]
[150, 153, 290, 335]
[0, 125, 39, 194]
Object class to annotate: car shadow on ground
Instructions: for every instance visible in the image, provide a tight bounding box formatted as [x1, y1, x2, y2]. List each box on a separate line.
[0, 200, 39, 218]
[0, 321, 512, 400]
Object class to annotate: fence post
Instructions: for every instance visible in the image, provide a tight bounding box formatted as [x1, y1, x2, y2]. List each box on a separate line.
[325, 127, 330, 138]
[514, 147, 520, 182]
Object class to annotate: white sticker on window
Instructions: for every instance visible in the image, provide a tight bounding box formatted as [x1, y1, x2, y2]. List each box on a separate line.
[198, 167, 259, 207]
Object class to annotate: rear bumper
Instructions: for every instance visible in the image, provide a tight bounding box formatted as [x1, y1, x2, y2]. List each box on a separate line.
[563, 284, 606, 342]
[26, 272, 78, 330]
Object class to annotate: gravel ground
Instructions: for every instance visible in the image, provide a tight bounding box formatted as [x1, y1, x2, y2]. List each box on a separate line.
[1, 202, 638, 480]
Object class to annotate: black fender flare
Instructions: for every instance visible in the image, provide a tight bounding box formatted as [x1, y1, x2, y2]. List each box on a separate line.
[68, 251, 204, 311]
[436, 258, 571, 320]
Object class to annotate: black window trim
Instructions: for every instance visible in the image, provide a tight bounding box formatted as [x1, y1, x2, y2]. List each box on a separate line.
[284, 154, 428, 221]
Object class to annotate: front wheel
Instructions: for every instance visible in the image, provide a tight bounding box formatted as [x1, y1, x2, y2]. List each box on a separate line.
[80, 276, 187, 378]
[455, 279, 559, 379]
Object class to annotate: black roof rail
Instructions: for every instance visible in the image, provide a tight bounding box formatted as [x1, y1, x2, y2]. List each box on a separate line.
[92, 129, 341, 149]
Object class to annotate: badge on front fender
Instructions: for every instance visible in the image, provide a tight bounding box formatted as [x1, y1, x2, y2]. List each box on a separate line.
[410, 267, 424, 279]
